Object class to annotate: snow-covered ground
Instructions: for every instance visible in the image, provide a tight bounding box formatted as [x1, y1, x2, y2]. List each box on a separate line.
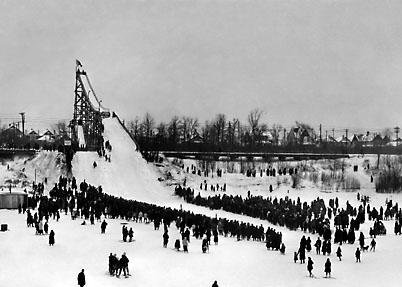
[1, 117, 402, 287]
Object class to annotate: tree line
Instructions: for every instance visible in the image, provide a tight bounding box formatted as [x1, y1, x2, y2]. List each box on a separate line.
[126, 109, 296, 151]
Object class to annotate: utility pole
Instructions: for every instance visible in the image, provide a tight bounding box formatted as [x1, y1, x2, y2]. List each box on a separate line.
[19, 112, 25, 139]
[319, 124, 322, 144]
[283, 128, 286, 144]
[345, 129, 349, 146]
[395, 126, 400, 146]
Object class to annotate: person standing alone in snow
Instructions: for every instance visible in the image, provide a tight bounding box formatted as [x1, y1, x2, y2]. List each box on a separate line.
[101, 220, 108, 234]
[49, 230, 55, 246]
[182, 237, 189, 253]
[370, 238, 376, 252]
[307, 257, 314, 277]
[355, 247, 361, 262]
[212, 280, 219, 287]
[336, 246, 342, 261]
[163, 231, 169, 248]
[77, 269, 86, 287]
[324, 258, 331, 278]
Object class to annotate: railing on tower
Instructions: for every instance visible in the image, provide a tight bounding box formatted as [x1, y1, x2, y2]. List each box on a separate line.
[70, 60, 110, 151]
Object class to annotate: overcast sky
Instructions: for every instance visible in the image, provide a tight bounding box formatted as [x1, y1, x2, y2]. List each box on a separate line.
[1, 0, 402, 135]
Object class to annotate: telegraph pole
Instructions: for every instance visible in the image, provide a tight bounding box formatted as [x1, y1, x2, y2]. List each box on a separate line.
[19, 112, 25, 139]
[319, 124, 322, 144]
[395, 126, 400, 146]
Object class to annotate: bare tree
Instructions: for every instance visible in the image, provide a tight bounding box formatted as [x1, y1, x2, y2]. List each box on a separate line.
[156, 122, 168, 139]
[141, 112, 155, 139]
[247, 108, 265, 145]
[202, 121, 212, 144]
[295, 121, 317, 144]
[271, 124, 283, 145]
[128, 116, 142, 138]
[168, 116, 181, 144]
[215, 114, 227, 143]
[181, 116, 199, 142]
[52, 121, 69, 138]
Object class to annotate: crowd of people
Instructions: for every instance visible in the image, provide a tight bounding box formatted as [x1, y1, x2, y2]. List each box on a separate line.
[16, 138, 402, 285]
[21, 172, 286, 280]
[174, 184, 331, 240]
[108, 252, 130, 278]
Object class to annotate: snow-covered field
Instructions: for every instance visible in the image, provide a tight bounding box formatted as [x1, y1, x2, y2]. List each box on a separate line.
[1, 117, 402, 287]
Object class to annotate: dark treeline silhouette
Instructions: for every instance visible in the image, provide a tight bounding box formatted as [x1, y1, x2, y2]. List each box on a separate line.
[125, 110, 402, 156]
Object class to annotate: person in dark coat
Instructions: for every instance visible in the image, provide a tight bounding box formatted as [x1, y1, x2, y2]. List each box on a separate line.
[307, 257, 314, 277]
[163, 231, 169, 248]
[306, 237, 312, 252]
[336, 246, 342, 261]
[182, 237, 189, 253]
[77, 269, 86, 287]
[44, 221, 49, 234]
[128, 228, 134, 242]
[213, 231, 219, 245]
[370, 238, 376, 252]
[174, 239, 181, 251]
[324, 258, 331, 278]
[212, 280, 219, 287]
[315, 238, 321, 255]
[49, 230, 55, 246]
[109, 253, 118, 275]
[298, 246, 306, 264]
[202, 237, 209, 253]
[355, 247, 361, 262]
[101, 220, 108, 234]
[359, 232, 365, 249]
[117, 252, 130, 277]
[122, 226, 128, 242]
[280, 243, 286, 254]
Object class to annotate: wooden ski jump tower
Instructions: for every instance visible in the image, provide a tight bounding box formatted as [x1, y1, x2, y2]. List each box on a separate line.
[71, 60, 110, 151]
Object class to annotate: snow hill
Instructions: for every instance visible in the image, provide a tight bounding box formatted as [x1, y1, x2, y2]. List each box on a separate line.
[1, 116, 402, 287]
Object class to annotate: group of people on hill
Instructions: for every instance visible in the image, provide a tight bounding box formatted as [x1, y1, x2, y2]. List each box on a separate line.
[174, 184, 331, 240]
[21, 173, 285, 283]
[121, 225, 134, 242]
[108, 252, 130, 278]
[25, 208, 56, 246]
[96, 139, 112, 163]
[21, 149, 402, 285]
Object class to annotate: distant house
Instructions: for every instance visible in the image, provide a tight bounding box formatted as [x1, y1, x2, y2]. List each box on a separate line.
[36, 130, 55, 145]
[326, 136, 337, 144]
[261, 131, 274, 144]
[187, 131, 204, 144]
[382, 135, 391, 146]
[351, 134, 362, 147]
[372, 134, 384, 147]
[1, 125, 23, 142]
[336, 135, 351, 145]
[287, 127, 315, 145]
[287, 129, 298, 145]
[28, 130, 39, 141]
[361, 132, 374, 147]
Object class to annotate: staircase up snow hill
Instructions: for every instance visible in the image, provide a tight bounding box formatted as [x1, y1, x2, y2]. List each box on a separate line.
[71, 117, 175, 204]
